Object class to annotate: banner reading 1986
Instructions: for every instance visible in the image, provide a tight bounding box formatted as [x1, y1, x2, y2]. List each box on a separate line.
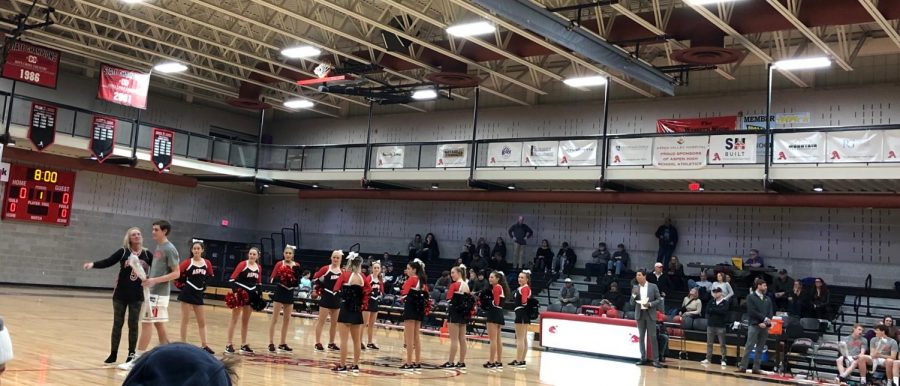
[1, 41, 61, 89]
[98, 64, 151, 109]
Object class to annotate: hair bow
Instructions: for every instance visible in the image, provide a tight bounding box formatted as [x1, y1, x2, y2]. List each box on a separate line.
[522, 270, 532, 274]
[347, 251, 359, 261]
[285, 244, 297, 250]
[192, 239, 204, 244]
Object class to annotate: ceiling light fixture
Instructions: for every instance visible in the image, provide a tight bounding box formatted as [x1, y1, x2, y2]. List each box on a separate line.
[446, 21, 496, 37]
[283, 99, 315, 109]
[411, 89, 438, 100]
[153, 62, 188, 73]
[120, 0, 145, 3]
[280, 46, 321, 59]
[772, 57, 832, 71]
[563, 75, 608, 88]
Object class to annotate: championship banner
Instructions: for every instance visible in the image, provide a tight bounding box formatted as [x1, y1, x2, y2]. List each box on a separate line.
[709, 134, 758, 164]
[882, 130, 900, 163]
[435, 144, 468, 167]
[486, 142, 522, 167]
[608, 137, 652, 166]
[90, 115, 117, 163]
[652, 136, 708, 169]
[375, 146, 404, 168]
[772, 132, 826, 163]
[558, 140, 597, 166]
[656, 116, 737, 133]
[740, 112, 811, 130]
[522, 141, 558, 166]
[28, 103, 57, 151]
[826, 130, 883, 163]
[1, 40, 60, 89]
[98, 64, 151, 109]
[151, 128, 174, 172]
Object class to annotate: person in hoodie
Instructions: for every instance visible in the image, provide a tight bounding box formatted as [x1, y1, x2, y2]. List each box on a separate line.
[121, 343, 237, 386]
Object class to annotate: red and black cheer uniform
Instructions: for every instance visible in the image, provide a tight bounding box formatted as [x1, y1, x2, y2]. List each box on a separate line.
[271, 260, 301, 305]
[482, 284, 505, 325]
[447, 280, 475, 324]
[513, 284, 533, 324]
[334, 272, 371, 325]
[365, 276, 382, 314]
[227, 261, 261, 309]
[314, 265, 343, 309]
[177, 258, 213, 305]
[401, 276, 429, 322]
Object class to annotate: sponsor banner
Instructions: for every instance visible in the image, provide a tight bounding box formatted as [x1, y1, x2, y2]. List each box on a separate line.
[773, 132, 826, 163]
[653, 136, 708, 169]
[0, 162, 9, 183]
[435, 144, 468, 167]
[375, 146, 404, 168]
[486, 142, 522, 167]
[98, 64, 151, 109]
[541, 313, 642, 360]
[558, 140, 597, 166]
[882, 130, 900, 162]
[1, 40, 60, 88]
[740, 112, 811, 130]
[826, 130, 883, 163]
[656, 116, 737, 133]
[28, 103, 57, 151]
[151, 128, 174, 172]
[521, 141, 558, 166]
[608, 138, 652, 166]
[709, 134, 758, 164]
[90, 115, 117, 163]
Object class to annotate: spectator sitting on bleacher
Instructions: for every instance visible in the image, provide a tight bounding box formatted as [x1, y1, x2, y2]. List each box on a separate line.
[471, 271, 489, 294]
[597, 270, 616, 294]
[835, 324, 872, 385]
[586, 243, 610, 282]
[771, 269, 794, 312]
[744, 249, 764, 268]
[435, 271, 452, 291]
[677, 288, 702, 320]
[608, 244, 630, 277]
[884, 316, 900, 342]
[702, 287, 729, 366]
[602, 282, 625, 311]
[418, 233, 440, 262]
[689, 270, 713, 292]
[459, 238, 475, 266]
[666, 256, 686, 291]
[476, 238, 490, 260]
[811, 278, 831, 320]
[408, 234, 423, 259]
[489, 252, 508, 272]
[471, 253, 489, 276]
[647, 263, 670, 298]
[711, 272, 734, 303]
[558, 278, 580, 307]
[786, 280, 810, 318]
[491, 237, 508, 261]
[553, 242, 577, 278]
[533, 239, 553, 274]
[870, 324, 898, 386]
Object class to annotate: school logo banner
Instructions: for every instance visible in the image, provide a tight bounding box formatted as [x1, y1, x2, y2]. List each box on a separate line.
[608, 138, 652, 166]
[826, 130, 883, 163]
[773, 132, 826, 163]
[375, 146, 405, 168]
[558, 140, 597, 166]
[521, 141, 558, 166]
[652, 136, 708, 169]
[486, 142, 522, 167]
[435, 144, 468, 167]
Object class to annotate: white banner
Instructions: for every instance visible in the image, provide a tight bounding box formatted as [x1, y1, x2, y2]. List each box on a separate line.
[486, 142, 522, 167]
[375, 146, 404, 168]
[522, 141, 558, 166]
[826, 130, 883, 163]
[540, 314, 643, 360]
[741, 112, 811, 130]
[0, 162, 9, 183]
[882, 130, 900, 163]
[773, 132, 826, 163]
[608, 138, 653, 166]
[435, 144, 468, 167]
[558, 140, 597, 166]
[653, 136, 708, 169]
[709, 134, 758, 164]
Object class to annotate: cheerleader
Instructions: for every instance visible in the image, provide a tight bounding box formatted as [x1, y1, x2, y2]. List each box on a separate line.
[177, 240, 214, 354]
[268, 245, 301, 354]
[441, 264, 474, 370]
[313, 250, 344, 352]
[509, 270, 533, 368]
[363, 261, 383, 350]
[332, 253, 371, 373]
[400, 259, 429, 371]
[225, 247, 262, 354]
[483, 271, 511, 369]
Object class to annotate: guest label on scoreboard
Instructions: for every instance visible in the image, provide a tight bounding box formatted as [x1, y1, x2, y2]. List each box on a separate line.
[2, 164, 76, 226]
[28, 103, 57, 151]
[0, 41, 61, 89]
[90, 115, 117, 163]
[151, 128, 174, 173]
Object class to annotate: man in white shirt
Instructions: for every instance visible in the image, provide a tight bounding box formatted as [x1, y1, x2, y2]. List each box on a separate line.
[631, 270, 663, 368]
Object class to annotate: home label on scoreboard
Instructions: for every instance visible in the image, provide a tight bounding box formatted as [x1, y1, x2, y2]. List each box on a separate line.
[1, 164, 76, 226]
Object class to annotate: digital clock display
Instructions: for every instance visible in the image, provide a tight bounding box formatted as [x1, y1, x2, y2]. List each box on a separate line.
[2, 164, 76, 226]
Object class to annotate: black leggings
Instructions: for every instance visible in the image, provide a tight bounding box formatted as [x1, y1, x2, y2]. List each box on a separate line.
[111, 299, 142, 354]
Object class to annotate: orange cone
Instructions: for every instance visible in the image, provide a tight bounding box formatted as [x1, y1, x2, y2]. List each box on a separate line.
[440, 320, 449, 337]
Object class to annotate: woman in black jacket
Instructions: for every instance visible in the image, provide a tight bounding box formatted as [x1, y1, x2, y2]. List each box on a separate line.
[786, 281, 811, 318]
[418, 233, 440, 262]
[491, 238, 507, 261]
[811, 278, 831, 319]
[83, 227, 152, 365]
[533, 239, 553, 273]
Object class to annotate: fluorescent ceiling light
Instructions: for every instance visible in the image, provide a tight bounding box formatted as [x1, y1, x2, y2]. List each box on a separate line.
[411, 89, 438, 100]
[120, 0, 144, 3]
[283, 99, 315, 109]
[280, 46, 321, 59]
[684, 0, 740, 5]
[772, 57, 832, 70]
[446, 21, 496, 37]
[563, 75, 608, 87]
[153, 62, 188, 73]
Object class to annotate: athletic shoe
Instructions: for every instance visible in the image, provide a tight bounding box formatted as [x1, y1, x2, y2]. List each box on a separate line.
[103, 353, 117, 365]
[412, 363, 421, 370]
[439, 362, 455, 369]
[328, 343, 340, 351]
[508, 360, 519, 366]
[700, 359, 711, 365]
[201, 346, 214, 355]
[239, 345, 254, 354]
[225, 345, 235, 354]
[268, 344, 277, 353]
[314, 343, 325, 352]
[278, 344, 293, 353]
[721, 360, 727, 367]
[483, 362, 495, 369]
[493, 362, 503, 369]
[399, 363, 414, 371]
[117, 354, 140, 371]
[126, 352, 136, 363]
[349, 365, 359, 373]
[514, 361, 526, 368]
[366, 343, 379, 350]
[331, 365, 347, 372]
[455, 362, 466, 370]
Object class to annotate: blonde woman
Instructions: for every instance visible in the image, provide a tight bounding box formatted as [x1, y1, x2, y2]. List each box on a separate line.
[268, 245, 301, 354]
[441, 264, 474, 370]
[363, 261, 384, 350]
[331, 253, 370, 373]
[313, 250, 344, 352]
[225, 248, 262, 354]
[176, 240, 214, 354]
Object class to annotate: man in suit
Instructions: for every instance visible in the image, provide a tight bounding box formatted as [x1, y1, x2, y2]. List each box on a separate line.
[632, 269, 664, 368]
[737, 277, 775, 374]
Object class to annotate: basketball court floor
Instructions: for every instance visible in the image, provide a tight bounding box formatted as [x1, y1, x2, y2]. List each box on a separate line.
[0, 286, 836, 386]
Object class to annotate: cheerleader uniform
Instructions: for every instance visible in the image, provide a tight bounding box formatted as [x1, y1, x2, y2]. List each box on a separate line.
[365, 276, 382, 314]
[335, 272, 370, 325]
[271, 260, 301, 305]
[401, 276, 428, 322]
[447, 280, 475, 324]
[228, 261, 261, 308]
[177, 258, 213, 305]
[484, 284, 505, 325]
[513, 284, 532, 324]
[314, 265, 343, 309]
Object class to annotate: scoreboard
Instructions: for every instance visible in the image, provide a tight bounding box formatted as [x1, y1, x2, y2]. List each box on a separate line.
[1, 165, 76, 226]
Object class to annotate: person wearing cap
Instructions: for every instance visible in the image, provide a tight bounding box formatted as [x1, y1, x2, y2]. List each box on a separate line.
[771, 269, 794, 311]
[647, 262, 670, 298]
[121, 343, 236, 386]
[702, 286, 730, 366]
[558, 278, 580, 307]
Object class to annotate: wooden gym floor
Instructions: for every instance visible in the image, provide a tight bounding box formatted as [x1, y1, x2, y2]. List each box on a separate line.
[0, 286, 835, 386]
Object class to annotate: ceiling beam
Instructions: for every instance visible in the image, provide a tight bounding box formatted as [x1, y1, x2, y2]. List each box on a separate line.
[857, 0, 900, 51]
[765, 0, 853, 71]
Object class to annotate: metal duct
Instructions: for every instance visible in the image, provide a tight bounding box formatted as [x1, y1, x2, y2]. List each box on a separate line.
[472, 0, 677, 95]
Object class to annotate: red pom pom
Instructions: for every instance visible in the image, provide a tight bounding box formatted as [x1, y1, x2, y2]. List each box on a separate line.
[424, 298, 434, 316]
[225, 289, 249, 309]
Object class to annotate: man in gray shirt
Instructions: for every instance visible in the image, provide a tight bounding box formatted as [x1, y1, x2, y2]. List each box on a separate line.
[558, 278, 580, 306]
[119, 220, 180, 371]
[836, 324, 871, 384]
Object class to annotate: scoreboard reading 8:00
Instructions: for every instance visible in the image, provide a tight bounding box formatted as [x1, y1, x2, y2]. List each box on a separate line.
[1, 164, 76, 226]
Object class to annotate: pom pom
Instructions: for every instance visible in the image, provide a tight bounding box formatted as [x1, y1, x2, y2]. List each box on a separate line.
[225, 289, 250, 309]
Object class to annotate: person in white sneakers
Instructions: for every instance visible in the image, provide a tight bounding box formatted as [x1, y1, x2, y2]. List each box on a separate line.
[702, 286, 729, 367]
[118, 220, 180, 371]
[836, 324, 871, 385]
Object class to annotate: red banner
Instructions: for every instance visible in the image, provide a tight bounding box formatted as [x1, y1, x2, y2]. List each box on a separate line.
[151, 128, 174, 173]
[89, 115, 117, 163]
[97, 64, 151, 109]
[656, 116, 737, 133]
[1, 41, 61, 89]
[28, 103, 57, 151]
